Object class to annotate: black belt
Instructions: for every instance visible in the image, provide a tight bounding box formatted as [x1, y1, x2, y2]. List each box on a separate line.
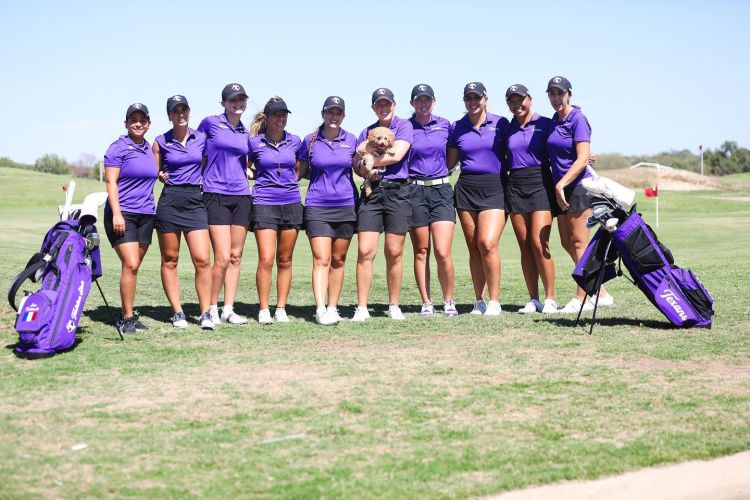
[373, 179, 408, 188]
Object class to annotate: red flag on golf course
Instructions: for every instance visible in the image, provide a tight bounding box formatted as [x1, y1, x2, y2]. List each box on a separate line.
[645, 186, 658, 197]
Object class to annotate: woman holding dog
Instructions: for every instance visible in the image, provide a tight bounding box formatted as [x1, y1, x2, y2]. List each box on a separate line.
[545, 76, 613, 313]
[197, 83, 252, 326]
[503, 84, 558, 315]
[447, 82, 509, 316]
[351, 87, 413, 321]
[406, 84, 457, 317]
[248, 97, 303, 325]
[153, 95, 213, 330]
[297, 96, 358, 326]
[103, 102, 158, 334]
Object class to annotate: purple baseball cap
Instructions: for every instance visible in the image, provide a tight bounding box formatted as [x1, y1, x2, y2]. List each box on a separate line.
[547, 76, 572, 93]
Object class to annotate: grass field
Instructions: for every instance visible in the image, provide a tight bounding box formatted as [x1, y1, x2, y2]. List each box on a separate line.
[1, 167, 749, 498]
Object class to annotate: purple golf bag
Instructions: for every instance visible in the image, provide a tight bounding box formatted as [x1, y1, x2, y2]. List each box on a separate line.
[8, 220, 108, 358]
[573, 205, 713, 332]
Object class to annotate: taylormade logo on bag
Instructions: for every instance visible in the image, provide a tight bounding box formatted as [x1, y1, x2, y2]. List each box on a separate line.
[659, 288, 688, 321]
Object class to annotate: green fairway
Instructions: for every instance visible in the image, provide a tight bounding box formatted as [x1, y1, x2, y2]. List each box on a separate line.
[1, 167, 748, 498]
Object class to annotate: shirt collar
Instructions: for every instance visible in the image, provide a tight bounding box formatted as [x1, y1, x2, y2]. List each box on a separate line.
[220, 113, 246, 132]
[410, 114, 438, 129]
[122, 134, 149, 151]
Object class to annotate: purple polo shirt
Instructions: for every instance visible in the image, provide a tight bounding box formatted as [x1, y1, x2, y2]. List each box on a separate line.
[249, 131, 302, 205]
[356, 115, 413, 181]
[506, 114, 552, 170]
[103, 135, 157, 214]
[298, 128, 358, 207]
[447, 112, 509, 175]
[546, 106, 592, 185]
[197, 114, 250, 195]
[154, 128, 206, 186]
[407, 114, 450, 178]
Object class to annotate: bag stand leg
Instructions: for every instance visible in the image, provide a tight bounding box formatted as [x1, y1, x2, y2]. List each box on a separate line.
[574, 238, 614, 335]
[94, 279, 123, 341]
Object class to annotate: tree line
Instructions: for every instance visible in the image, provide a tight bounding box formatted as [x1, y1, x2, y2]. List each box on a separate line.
[596, 141, 750, 176]
[2, 140, 749, 179]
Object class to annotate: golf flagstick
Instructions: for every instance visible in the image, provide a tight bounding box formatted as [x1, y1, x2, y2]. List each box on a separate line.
[61, 180, 76, 221]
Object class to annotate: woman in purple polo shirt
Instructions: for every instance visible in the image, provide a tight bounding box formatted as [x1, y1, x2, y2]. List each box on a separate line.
[153, 95, 213, 330]
[406, 84, 457, 317]
[103, 103, 158, 335]
[197, 83, 252, 326]
[248, 97, 303, 325]
[297, 96, 358, 326]
[447, 82, 510, 316]
[351, 87, 413, 322]
[504, 84, 558, 315]
[545, 76, 613, 313]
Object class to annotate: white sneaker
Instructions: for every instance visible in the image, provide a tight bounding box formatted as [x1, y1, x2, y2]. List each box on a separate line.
[541, 299, 558, 314]
[221, 308, 248, 324]
[470, 300, 487, 315]
[258, 308, 273, 325]
[199, 312, 215, 331]
[209, 305, 221, 325]
[443, 300, 458, 317]
[589, 293, 614, 307]
[558, 298, 594, 314]
[518, 299, 543, 314]
[274, 308, 290, 323]
[327, 306, 343, 322]
[315, 308, 338, 326]
[351, 306, 370, 322]
[171, 311, 189, 328]
[484, 300, 502, 316]
[420, 302, 434, 316]
[388, 304, 405, 320]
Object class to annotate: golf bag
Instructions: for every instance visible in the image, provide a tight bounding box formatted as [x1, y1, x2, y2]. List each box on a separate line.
[573, 206, 714, 330]
[7, 184, 116, 358]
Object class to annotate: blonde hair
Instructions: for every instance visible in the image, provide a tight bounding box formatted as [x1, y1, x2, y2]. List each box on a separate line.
[249, 96, 284, 137]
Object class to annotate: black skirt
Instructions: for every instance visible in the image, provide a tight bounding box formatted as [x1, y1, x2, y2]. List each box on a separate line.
[506, 166, 556, 214]
[156, 185, 208, 232]
[454, 173, 505, 211]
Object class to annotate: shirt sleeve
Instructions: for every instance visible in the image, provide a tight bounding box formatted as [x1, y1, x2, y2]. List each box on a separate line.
[447, 122, 458, 148]
[297, 135, 311, 162]
[572, 113, 592, 143]
[394, 119, 413, 143]
[197, 116, 211, 136]
[356, 127, 368, 147]
[103, 141, 123, 168]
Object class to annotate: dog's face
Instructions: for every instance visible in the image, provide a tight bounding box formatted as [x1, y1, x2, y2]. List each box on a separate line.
[367, 126, 395, 151]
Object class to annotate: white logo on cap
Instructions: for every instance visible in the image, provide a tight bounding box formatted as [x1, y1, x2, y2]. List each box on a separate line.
[231, 84, 240, 91]
[332, 97, 340, 104]
[418, 85, 427, 91]
[377, 89, 386, 95]
[553, 77, 561, 83]
[468, 83, 477, 89]
[133, 103, 141, 109]
[510, 85, 518, 91]
[172, 95, 182, 101]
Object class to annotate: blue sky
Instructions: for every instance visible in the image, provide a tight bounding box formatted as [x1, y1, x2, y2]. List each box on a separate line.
[1, 0, 747, 164]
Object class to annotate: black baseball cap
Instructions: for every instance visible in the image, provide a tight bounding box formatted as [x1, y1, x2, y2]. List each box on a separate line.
[505, 84, 530, 101]
[264, 98, 291, 115]
[411, 84, 435, 101]
[125, 103, 149, 120]
[322, 96, 345, 112]
[547, 76, 572, 93]
[222, 83, 248, 101]
[371, 87, 395, 104]
[463, 82, 487, 97]
[166, 94, 189, 114]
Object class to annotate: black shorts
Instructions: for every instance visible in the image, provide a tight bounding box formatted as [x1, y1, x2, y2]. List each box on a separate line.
[156, 185, 209, 233]
[506, 166, 556, 214]
[558, 184, 591, 215]
[304, 205, 357, 239]
[253, 202, 304, 230]
[409, 181, 456, 227]
[104, 209, 155, 247]
[204, 192, 252, 227]
[454, 173, 506, 211]
[357, 181, 412, 233]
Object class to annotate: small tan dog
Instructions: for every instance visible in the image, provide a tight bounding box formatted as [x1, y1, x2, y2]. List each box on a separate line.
[360, 126, 396, 197]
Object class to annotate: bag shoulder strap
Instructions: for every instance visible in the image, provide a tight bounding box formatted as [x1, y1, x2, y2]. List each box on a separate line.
[7, 259, 47, 311]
